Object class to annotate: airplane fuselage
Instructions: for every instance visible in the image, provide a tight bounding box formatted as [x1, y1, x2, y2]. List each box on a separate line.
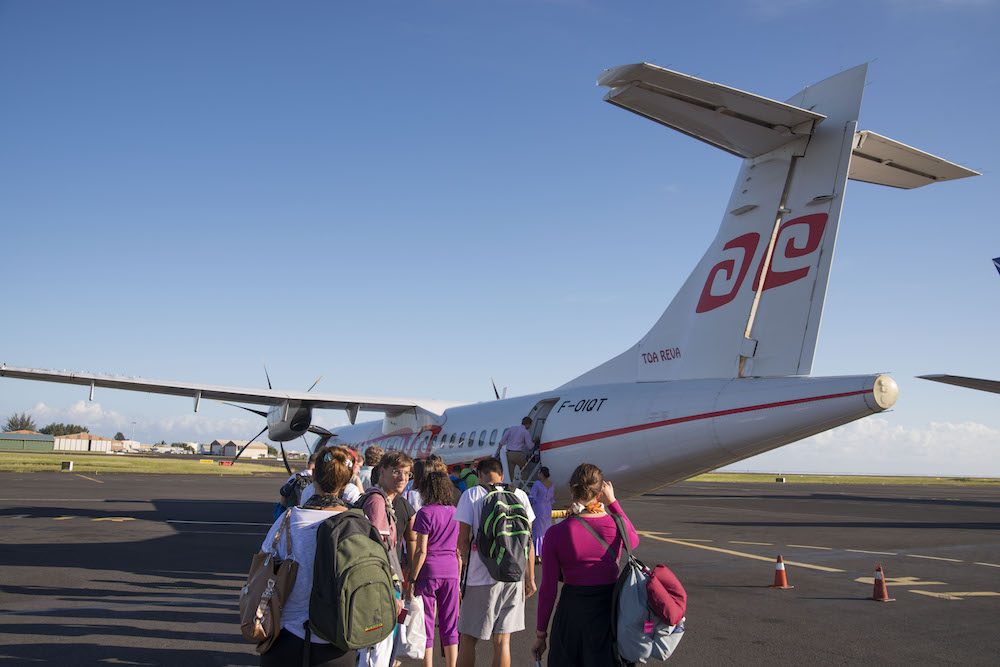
[329, 373, 898, 501]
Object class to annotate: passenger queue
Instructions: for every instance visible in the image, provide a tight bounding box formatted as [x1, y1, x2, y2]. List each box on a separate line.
[241, 418, 686, 667]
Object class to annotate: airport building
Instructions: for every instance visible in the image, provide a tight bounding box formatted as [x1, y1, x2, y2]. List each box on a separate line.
[0, 430, 55, 452]
[208, 439, 270, 459]
[54, 432, 115, 453]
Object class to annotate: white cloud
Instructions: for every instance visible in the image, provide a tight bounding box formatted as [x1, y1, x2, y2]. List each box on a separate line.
[25, 401, 262, 443]
[722, 417, 1000, 477]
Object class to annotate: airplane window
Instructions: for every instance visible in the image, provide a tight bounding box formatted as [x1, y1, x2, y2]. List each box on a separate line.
[468, 431, 477, 449]
[459, 432, 466, 447]
[479, 431, 487, 447]
[490, 429, 498, 446]
[449, 433, 456, 448]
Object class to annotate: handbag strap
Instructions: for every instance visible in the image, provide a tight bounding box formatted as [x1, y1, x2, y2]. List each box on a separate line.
[571, 514, 618, 565]
[270, 509, 293, 556]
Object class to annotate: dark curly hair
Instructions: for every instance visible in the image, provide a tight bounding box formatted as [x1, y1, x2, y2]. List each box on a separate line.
[420, 471, 456, 507]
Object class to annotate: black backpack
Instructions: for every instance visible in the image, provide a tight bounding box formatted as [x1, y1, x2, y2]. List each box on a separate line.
[307, 508, 398, 650]
[475, 483, 532, 582]
[279, 473, 310, 508]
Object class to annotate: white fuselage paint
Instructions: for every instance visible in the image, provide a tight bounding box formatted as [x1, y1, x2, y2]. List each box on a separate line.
[329, 373, 895, 502]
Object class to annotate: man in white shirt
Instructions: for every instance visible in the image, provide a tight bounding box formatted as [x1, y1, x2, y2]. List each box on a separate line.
[455, 457, 536, 667]
[498, 416, 534, 483]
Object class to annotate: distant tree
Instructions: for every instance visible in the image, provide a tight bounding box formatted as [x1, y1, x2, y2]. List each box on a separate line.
[39, 423, 90, 437]
[266, 445, 278, 457]
[4, 412, 36, 432]
[114, 432, 126, 441]
[171, 442, 195, 453]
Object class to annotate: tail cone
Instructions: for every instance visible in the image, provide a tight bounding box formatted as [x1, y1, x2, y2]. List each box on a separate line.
[871, 564, 895, 602]
[769, 555, 794, 589]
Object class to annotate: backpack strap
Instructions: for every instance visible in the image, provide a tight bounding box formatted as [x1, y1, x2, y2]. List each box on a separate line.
[571, 515, 620, 564]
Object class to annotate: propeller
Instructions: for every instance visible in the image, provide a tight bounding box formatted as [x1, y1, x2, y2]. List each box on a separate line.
[223, 369, 336, 472]
[491, 378, 508, 400]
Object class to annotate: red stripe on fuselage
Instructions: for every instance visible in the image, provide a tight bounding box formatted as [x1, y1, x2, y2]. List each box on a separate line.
[540, 389, 871, 451]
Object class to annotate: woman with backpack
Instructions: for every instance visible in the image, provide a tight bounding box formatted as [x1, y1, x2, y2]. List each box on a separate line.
[258, 446, 358, 667]
[531, 463, 639, 667]
[407, 470, 462, 667]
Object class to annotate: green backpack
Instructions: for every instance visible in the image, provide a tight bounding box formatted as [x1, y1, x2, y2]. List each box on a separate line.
[307, 508, 397, 650]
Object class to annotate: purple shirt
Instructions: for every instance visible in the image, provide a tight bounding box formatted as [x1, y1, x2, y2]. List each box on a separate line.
[413, 503, 459, 580]
[499, 424, 533, 452]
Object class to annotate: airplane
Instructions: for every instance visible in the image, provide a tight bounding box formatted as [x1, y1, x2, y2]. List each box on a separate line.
[919, 257, 1000, 395]
[1, 61, 979, 501]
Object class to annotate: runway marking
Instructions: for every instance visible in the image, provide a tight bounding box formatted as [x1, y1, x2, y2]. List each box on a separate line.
[855, 576, 946, 586]
[672, 538, 714, 542]
[52, 516, 75, 521]
[846, 549, 897, 555]
[730, 540, 773, 546]
[786, 544, 832, 550]
[909, 590, 1000, 601]
[75, 474, 104, 484]
[3, 514, 30, 520]
[974, 562, 1000, 569]
[166, 519, 272, 527]
[92, 517, 135, 522]
[638, 531, 844, 573]
[908, 554, 963, 563]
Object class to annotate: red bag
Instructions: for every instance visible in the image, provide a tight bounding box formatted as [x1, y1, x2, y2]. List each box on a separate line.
[646, 564, 687, 626]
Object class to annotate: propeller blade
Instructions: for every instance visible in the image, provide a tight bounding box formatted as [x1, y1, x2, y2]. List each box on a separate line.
[232, 425, 268, 464]
[222, 402, 269, 417]
[263, 364, 273, 390]
[491, 378, 501, 400]
[279, 441, 291, 475]
[306, 375, 323, 393]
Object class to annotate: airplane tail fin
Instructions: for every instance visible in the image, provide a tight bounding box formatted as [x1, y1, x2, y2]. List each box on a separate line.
[565, 63, 977, 387]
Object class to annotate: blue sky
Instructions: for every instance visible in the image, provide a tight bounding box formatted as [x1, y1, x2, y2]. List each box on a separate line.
[2, 1, 998, 475]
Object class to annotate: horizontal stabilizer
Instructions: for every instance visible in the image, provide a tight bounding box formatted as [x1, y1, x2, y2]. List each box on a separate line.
[849, 131, 980, 189]
[918, 374, 1000, 395]
[598, 63, 826, 158]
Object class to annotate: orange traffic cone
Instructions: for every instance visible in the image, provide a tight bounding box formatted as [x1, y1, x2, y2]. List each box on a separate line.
[769, 555, 794, 589]
[871, 564, 895, 602]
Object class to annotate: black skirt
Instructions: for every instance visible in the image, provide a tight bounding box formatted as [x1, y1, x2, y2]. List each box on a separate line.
[549, 583, 619, 667]
[259, 629, 355, 667]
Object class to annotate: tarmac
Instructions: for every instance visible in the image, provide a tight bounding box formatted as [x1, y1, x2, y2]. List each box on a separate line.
[0, 472, 997, 665]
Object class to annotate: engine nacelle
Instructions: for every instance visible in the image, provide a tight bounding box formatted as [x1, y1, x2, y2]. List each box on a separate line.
[266, 401, 312, 442]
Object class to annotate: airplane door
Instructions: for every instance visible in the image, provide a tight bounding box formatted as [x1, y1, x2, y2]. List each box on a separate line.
[526, 398, 560, 447]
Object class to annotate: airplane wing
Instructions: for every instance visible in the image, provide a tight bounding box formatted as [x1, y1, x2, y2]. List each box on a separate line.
[0, 364, 443, 415]
[918, 374, 1000, 395]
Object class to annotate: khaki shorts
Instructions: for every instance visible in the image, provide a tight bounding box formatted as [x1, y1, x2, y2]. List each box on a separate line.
[457, 581, 524, 640]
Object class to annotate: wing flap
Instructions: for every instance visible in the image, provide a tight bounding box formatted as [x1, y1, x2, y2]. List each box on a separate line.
[598, 62, 826, 158]
[849, 131, 980, 189]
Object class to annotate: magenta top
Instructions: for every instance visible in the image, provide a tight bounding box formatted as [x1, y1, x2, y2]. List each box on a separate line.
[536, 500, 639, 632]
[412, 503, 459, 580]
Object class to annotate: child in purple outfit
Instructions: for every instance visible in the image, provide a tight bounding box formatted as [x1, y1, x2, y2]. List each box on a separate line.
[528, 466, 555, 561]
[408, 470, 461, 667]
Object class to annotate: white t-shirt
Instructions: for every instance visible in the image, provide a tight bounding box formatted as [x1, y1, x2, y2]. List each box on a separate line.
[299, 481, 361, 507]
[260, 506, 348, 643]
[455, 483, 535, 587]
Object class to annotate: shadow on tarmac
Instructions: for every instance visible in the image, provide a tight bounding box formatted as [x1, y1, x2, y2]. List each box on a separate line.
[0, 498, 273, 665]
